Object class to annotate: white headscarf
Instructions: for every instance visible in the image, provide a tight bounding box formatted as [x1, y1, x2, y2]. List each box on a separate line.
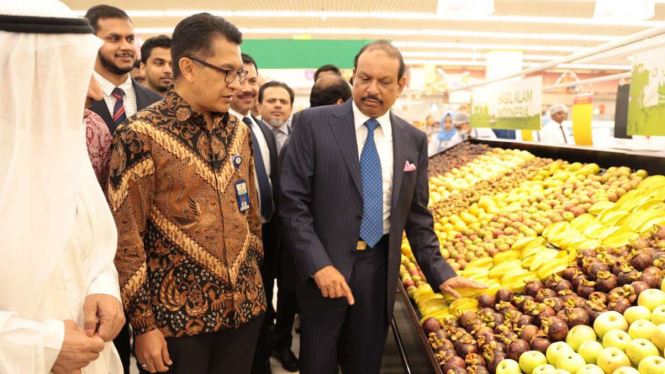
[0, 0, 105, 309]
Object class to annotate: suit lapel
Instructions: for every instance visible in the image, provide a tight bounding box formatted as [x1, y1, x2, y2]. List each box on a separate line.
[331, 100, 362, 195]
[390, 113, 407, 212]
[134, 80, 149, 110]
[90, 99, 115, 134]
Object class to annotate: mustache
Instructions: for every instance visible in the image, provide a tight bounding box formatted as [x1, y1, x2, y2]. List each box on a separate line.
[115, 52, 134, 58]
[237, 92, 255, 99]
[361, 95, 383, 105]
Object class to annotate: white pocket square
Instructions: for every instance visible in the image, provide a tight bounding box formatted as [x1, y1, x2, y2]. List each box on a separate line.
[404, 161, 416, 172]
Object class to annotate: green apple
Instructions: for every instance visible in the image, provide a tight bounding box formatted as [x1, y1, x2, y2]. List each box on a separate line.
[628, 319, 656, 340]
[638, 355, 665, 374]
[568, 325, 597, 352]
[578, 341, 604, 365]
[548, 342, 575, 366]
[533, 364, 557, 374]
[650, 324, 665, 353]
[521, 351, 549, 374]
[575, 364, 604, 374]
[533, 364, 556, 374]
[556, 352, 586, 374]
[625, 338, 659, 366]
[497, 358, 522, 374]
[552, 371, 571, 374]
[611, 368, 639, 374]
[624, 306, 651, 325]
[595, 311, 629, 339]
[602, 330, 632, 351]
[650, 305, 665, 326]
[638, 289, 665, 312]
[597, 348, 631, 374]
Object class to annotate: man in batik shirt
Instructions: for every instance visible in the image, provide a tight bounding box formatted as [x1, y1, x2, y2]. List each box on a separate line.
[108, 13, 266, 374]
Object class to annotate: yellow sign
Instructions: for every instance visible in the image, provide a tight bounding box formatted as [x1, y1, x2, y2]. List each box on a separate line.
[572, 95, 594, 146]
[521, 130, 534, 141]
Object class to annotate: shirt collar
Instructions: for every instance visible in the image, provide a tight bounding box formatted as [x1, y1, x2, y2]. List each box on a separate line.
[93, 71, 133, 97]
[165, 89, 230, 130]
[352, 100, 392, 137]
[228, 108, 254, 125]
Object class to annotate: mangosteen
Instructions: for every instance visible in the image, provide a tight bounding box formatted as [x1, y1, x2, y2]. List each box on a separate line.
[608, 296, 631, 314]
[640, 266, 663, 288]
[530, 337, 551, 354]
[577, 279, 596, 299]
[618, 265, 641, 286]
[631, 281, 650, 298]
[467, 365, 489, 374]
[489, 353, 507, 374]
[495, 301, 517, 314]
[544, 297, 564, 313]
[558, 289, 575, 302]
[443, 356, 467, 373]
[464, 353, 486, 367]
[572, 274, 588, 291]
[517, 315, 534, 328]
[544, 317, 569, 342]
[478, 294, 496, 309]
[448, 319, 460, 328]
[633, 237, 650, 250]
[533, 305, 556, 326]
[423, 317, 442, 334]
[520, 325, 539, 343]
[587, 308, 606, 324]
[588, 292, 608, 307]
[535, 289, 557, 303]
[517, 295, 536, 312]
[579, 249, 598, 262]
[562, 267, 581, 281]
[596, 271, 618, 293]
[631, 252, 653, 271]
[507, 339, 530, 361]
[493, 313, 505, 326]
[589, 262, 610, 279]
[612, 263, 623, 277]
[445, 368, 468, 374]
[545, 275, 563, 290]
[476, 334, 495, 349]
[525, 280, 544, 297]
[441, 339, 455, 351]
[554, 279, 573, 293]
[495, 289, 513, 303]
[657, 226, 665, 240]
[460, 311, 479, 329]
[562, 307, 590, 328]
[436, 330, 449, 341]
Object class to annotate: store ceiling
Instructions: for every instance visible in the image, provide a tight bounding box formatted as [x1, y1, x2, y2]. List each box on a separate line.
[65, 0, 665, 72]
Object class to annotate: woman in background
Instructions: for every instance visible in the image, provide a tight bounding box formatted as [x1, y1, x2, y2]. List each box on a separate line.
[428, 111, 460, 156]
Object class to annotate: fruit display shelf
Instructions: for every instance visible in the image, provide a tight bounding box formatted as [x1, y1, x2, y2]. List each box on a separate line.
[391, 140, 665, 374]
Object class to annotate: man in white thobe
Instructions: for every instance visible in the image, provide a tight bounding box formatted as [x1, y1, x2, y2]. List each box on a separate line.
[0, 1, 125, 373]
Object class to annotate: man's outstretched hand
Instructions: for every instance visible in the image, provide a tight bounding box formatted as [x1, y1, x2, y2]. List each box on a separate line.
[439, 276, 487, 299]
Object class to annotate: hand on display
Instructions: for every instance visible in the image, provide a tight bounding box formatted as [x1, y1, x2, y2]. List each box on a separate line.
[52, 320, 105, 374]
[313, 265, 356, 305]
[82, 294, 125, 342]
[438, 276, 488, 299]
[135, 328, 172, 373]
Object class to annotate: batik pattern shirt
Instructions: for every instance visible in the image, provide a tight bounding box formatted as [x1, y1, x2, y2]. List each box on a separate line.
[85, 110, 112, 189]
[108, 90, 266, 337]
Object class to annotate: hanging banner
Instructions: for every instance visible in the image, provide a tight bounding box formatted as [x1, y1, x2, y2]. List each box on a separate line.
[495, 76, 542, 130]
[627, 47, 665, 136]
[470, 88, 492, 128]
[572, 95, 594, 146]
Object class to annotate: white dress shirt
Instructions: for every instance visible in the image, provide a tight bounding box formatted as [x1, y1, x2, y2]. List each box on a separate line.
[352, 101, 394, 235]
[229, 109, 272, 223]
[539, 121, 568, 145]
[93, 71, 138, 118]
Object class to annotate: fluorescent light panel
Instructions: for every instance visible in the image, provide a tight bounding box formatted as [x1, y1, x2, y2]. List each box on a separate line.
[402, 51, 559, 61]
[393, 41, 586, 53]
[404, 59, 631, 70]
[72, 10, 663, 27]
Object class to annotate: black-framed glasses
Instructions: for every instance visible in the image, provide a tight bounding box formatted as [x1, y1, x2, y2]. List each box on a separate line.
[188, 57, 248, 84]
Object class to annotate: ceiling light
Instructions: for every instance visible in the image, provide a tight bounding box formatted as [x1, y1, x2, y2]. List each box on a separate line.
[437, 0, 494, 16]
[404, 59, 631, 70]
[402, 51, 558, 61]
[594, 0, 655, 21]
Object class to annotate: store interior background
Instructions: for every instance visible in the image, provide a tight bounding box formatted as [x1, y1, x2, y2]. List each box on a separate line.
[62, 0, 665, 372]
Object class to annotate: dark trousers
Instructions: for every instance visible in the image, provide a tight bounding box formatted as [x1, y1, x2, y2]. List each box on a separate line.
[298, 236, 389, 374]
[273, 287, 298, 351]
[139, 315, 264, 374]
[113, 318, 131, 374]
[251, 267, 275, 374]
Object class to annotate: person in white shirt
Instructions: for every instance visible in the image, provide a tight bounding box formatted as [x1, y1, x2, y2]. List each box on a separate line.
[259, 81, 295, 155]
[539, 104, 569, 145]
[452, 112, 497, 141]
[0, 1, 124, 373]
[428, 111, 461, 156]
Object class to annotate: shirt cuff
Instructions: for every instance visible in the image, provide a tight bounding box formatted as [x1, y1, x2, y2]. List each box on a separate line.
[42, 319, 65, 372]
[87, 264, 122, 303]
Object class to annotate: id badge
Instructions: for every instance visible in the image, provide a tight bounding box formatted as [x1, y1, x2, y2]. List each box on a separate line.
[235, 179, 250, 212]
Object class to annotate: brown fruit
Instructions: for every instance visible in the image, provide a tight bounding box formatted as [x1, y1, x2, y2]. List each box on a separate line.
[533, 305, 556, 326]
[562, 267, 581, 281]
[495, 289, 513, 303]
[423, 317, 442, 334]
[631, 252, 653, 271]
[641, 266, 663, 288]
[530, 337, 551, 354]
[631, 281, 650, 298]
[525, 280, 544, 297]
[460, 311, 478, 329]
[467, 365, 489, 374]
[544, 297, 565, 313]
[535, 289, 557, 303]
[545, 317, 569, 342]
[590, 262, 610, 279]
[576, 279, 596, 299]
[465, 353, 486, 367]
[588, 292, 609, 307]
[596, 271, 618, 293]
[507, 339, 530, 361]
[608, 296, 631, 314]
[478, 294, 496, 309]
[457, 343, 479, 357]
[572, 275, 588, 291]
[520, 325, 540, 343]
[443, 356, 467, 372]
[517, 315, 534, 328]
[489, 353, 506, 374]
[445, 368, 468, 374]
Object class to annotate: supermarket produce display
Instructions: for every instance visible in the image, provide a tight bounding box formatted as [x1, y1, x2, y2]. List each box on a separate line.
[393, 140, 665, 374]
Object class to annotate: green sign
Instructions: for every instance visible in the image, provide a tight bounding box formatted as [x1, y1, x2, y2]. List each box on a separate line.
[628, 47, 665, 136]
[470, 76, 542, 130]
[240, 39, 374, 69]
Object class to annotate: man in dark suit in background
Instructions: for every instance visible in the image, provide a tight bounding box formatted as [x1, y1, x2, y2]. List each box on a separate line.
[280, 40, 485, 374]
[84, 6, 163, 374]
[85, 5, 162, 135]
[228, 53, 280, 374]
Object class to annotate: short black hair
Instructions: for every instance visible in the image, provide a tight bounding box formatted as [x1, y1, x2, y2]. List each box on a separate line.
[84, 5, 132, 34]
[133, 60, 141, 69]
[171, 13, 243, 80]
[353, 40, 405, 80]
[310, 75, 352, 107]
[141, 35, 172, 64]
[314, 64, 341, 82]
[259, 81, 294, 105]
[242, 53, 258, 74]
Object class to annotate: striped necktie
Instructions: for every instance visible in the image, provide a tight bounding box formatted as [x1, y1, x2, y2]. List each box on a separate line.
[111, 87, 127, 130]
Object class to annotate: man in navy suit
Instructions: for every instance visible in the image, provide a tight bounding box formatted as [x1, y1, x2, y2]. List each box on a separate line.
[279, 40, 485, 374]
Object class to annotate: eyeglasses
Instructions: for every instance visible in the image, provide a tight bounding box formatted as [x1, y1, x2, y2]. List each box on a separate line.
[188, 57, 248, 84]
